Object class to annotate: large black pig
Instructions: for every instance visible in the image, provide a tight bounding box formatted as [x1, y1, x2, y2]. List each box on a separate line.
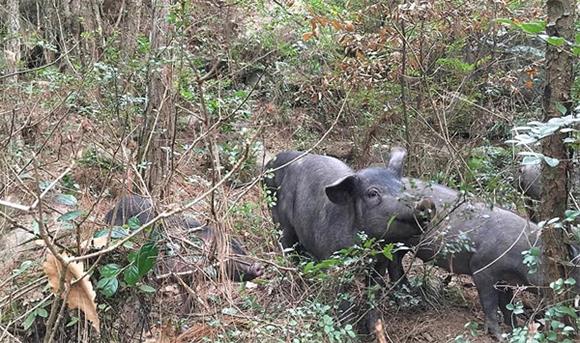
[388, 178, 580, 340]
[263, 147, 434, 329]
[104, 195, 263, 282]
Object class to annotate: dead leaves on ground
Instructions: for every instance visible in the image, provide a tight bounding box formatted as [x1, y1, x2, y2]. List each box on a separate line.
[43, 252, 100, 332]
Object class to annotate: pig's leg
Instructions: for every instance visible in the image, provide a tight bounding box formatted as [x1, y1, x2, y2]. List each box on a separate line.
[385, 250, 409, 285]
[472, 274, 503, 340]
[498, 287, 516, 327]
[280, 224, 301, 255]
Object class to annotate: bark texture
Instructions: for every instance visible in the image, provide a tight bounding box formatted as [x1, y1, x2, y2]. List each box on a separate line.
[138, 0, 174, 198]
[5, 0, 21, 81]
[539, 0, 576, 293]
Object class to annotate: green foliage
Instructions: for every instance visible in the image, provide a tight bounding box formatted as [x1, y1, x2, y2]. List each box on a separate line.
[96, 242, 158, 297]
[22, 306, 49, 330]
[436, 58, 475, 74]
[286, 302, 357, 342]
[462, 146, 522, 206]
[299, 233, 394, 281]
[507, 302, 579, 343]
[439, 231, 476, 258]
[522, 246, 541, 274]
[78, 147, 123, 172]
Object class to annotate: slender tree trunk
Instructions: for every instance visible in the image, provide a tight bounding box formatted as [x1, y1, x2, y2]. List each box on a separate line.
[124, 0, 143, 59]
[138, 0, 173, 198]
[539, 0, 576, 296]
[5, 0, 21, 82]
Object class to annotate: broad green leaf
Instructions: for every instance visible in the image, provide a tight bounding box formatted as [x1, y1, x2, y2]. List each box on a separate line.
[221, 307, 238, 315]
[522, 155, 542, 165]
[94, 227, 129, 240]
[36, 308, 48, 318]
[547, 36, 566, 47]
[22, 312, 36, 330]
[99, 264, 121, 278]
[382, 243, 394, 261]
[519, 21, 545, 34]
[97, 277, 119, 297]
[127, 251, 138, 263]
[495, 18, 513, 25]
[66, 316, 79, 327]
[31, 220, 40, 234]
[57, 210, 82, 222]
[55, 194, 77, 207]
[555, 102, 568, 116]
[127, 217, 141, 230]
[543, 156, 560, 167]
[136, 243, 158, 276]
[303, 262, 315, 274]
[123, 264, 140, 286]
[138, 284, 156, 293]
[555, 305, 578, 319]
[13, 260, 34, 276]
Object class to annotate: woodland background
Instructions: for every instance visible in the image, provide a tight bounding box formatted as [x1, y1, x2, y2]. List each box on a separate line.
[0, 0, 578, 342]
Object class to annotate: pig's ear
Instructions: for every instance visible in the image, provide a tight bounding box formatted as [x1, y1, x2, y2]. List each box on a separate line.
[326, 175, 358, 205]
[386, 147, 407, 178]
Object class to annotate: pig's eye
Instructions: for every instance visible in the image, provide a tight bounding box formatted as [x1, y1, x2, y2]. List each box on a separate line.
[367, 189, 380, 198]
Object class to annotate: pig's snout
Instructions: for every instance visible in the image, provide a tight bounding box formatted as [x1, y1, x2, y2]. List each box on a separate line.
[248, 262, 264, 279]
[414, 197, 436, 225]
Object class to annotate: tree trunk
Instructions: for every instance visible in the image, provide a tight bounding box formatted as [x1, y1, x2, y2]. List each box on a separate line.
[137, 0, 174, 198]
[5, 0, 21, 82]
[539, 0, 576, 297]
[123, 0, 143, 59]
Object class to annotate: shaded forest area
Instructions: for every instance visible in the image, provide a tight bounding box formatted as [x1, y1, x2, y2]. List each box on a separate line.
[0, 1, 578, 342]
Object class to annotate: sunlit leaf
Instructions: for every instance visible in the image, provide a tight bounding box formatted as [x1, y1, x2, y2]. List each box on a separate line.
[58, 210, 82, 222]
[55, 194, 77, 207]
[546, 36, 566, 47]
[543, 156, 560, 167]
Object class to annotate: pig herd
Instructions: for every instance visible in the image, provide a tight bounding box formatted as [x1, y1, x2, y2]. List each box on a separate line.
[103, 147, 579, 340]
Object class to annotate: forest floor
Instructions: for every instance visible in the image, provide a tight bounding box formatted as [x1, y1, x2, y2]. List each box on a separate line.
[0, 117, 515, 343]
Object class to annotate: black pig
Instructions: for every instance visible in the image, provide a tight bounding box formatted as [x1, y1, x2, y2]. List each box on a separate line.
[389, 178, 580, 340]
[264, 148, 434, 330]
[104, 195, 263, 282]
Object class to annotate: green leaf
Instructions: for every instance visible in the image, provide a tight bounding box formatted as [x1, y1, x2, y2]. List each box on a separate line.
[123, 264, 140, 286]
[564, 278, 576, 286]
[138, 284, 156, 293]
[66, 316, 79, 327]
[519, 21, 545, 34]
[31, 220, 40, 234]
[303, 262, 315, 274]
[36, 308, 48, 318]
[382, 243, 394, 261]
[221, 307, 238, 315]
[543, 156, 560, 167]
[495, 18, 513, 25]
[135, 243, 158, 277]
[55, 194, 77, 207]
[57, 210, 83, 222]
[99, 264, 121, 278]
[127, 217, 141, 230]
[547, 36, 566, 47]
[22, 312, 36, 330]
[13, 260, 34, 276]
[127, 251, 138, 263]
[522, 155, 542, 165]
[555, 102, 568, 116]
[555, 305, 578, 319]
[97, 277, 119, 297]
